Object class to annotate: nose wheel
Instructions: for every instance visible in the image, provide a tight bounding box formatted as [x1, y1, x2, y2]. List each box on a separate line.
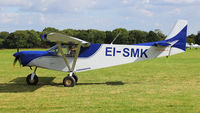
[63, 73, 78, 87]
[26, 73, 38, 85]
[26, 67, 38, 85]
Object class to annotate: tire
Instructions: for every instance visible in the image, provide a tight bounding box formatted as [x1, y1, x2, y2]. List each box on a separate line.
[26, 74, 38, 85]
[63, 76, 75, 87]
[72, 74, 78, 83]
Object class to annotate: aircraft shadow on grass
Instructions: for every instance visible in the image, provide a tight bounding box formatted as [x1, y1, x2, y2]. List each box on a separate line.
[0, 77, 125, 93]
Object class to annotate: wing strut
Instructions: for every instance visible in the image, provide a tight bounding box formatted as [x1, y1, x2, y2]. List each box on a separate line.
[71, 44, 81, 72]
[56, 42, 81, 72]
[56, 42, 71, 71]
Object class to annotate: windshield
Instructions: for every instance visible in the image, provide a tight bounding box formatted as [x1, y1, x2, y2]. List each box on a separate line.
[47, 45, 58, 52]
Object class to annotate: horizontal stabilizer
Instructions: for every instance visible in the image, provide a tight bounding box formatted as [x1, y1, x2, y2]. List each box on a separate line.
[153, 40, 178, 47]
[153, 42, 171, 47]
[41, 33, 90, 47]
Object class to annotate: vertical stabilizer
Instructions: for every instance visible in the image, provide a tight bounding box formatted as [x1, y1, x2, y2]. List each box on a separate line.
[165, 20, 188, 51]
[165, 20, 188, 40]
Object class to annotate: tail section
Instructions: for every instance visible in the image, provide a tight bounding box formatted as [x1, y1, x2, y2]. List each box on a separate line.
[165, 20, 188, 51]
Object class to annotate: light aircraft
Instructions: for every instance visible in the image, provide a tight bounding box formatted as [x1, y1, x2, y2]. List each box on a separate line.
[186, 43, 191, 48]
[186, 43, 200, 49]
[13, 20, 188, 87]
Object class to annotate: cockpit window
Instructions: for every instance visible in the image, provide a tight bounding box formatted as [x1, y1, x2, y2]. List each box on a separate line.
[47, 44, 77, 57]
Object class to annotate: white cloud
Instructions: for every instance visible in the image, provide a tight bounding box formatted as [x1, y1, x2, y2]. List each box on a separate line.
[155, 23, 161, 27]
[40, 14, 46, 23]
[20, 0, 98, 13]
[126, 0, 153, 17]
[0, 0, 199, 35]
[166, 8, 181, 15]
[67, 0, 97, 9]
[139, 9, 153, 16]
[121, 0, 129, 4]
[28, 20, 33, 25]
[164, 0, 200, 3]
[0, 0, 32, 7]
[0, 13, 18, 23]
[142, 0, 150, 4]
[0, 0, 98, 13]
[125, 16, 130, 20]
[128, 6, 153, 17]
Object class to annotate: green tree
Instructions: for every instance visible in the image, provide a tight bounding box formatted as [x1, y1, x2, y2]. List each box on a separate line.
[76, 30, 89, 41]
[105, 31, 113, 44]
[27, 30, 41, 48]
[0, 38, 4, 48]
[112, 28, 129, 44]
[195, 31, 200, 44]
[61, 29, 80, 37]
[130, 30, 148, 44]
[4, 33, 16, 48]
[87, 29, 106, 43]
[187, 34, 195, 44]
[42, 27, 59, 34]
[0, 31, 9, 48]
[146, 31, 160, 42]
[154, 29, 166, 40]
[15, 31, 29, 48]
[129, 30, 136, 44]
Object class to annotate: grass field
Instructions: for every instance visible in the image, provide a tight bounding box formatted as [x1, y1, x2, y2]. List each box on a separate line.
[0, 48, 200, 113]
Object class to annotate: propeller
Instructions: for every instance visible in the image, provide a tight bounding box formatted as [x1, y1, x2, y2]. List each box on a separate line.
[13, 55, 22, 67]
[13, 41, 22, 68]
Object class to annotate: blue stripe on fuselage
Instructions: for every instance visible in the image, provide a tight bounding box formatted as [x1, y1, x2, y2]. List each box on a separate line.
[13, 51, 56, 66]
[78, 43, 101, 58]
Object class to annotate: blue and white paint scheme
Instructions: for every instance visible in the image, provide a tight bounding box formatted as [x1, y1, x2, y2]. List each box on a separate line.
[13, 20, 188, 87]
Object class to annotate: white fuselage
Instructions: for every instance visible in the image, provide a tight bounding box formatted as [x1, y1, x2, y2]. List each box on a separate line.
[27, 44, 184, 72]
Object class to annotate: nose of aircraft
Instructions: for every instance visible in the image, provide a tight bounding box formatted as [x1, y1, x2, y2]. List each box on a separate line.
[13, 51, 52, 66]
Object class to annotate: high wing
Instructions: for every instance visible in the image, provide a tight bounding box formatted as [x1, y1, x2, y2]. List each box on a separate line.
[42, 33, 90, 47]
[42, 33, 90, 74]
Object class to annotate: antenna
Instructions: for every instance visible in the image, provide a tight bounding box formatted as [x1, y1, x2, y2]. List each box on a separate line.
[111, 32, 120, 44]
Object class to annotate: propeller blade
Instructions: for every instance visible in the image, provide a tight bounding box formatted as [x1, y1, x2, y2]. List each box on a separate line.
[13, 57, 18, 67]
[18, 57, 22, 68]
[13, 56, 22, 68]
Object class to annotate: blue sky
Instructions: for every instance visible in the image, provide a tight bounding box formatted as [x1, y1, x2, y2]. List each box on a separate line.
[0, 0, 200, 35]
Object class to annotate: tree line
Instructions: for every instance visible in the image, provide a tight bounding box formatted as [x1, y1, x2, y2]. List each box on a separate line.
[0, 27, 199, 48]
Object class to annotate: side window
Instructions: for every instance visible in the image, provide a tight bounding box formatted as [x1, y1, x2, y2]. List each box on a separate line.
[57, 45, 76, 57]
[47, 44, 77, 57]
[67, 45, 76, 57]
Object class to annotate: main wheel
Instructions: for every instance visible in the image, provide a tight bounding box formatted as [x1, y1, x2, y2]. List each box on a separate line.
[72, 74, 78, 83]
[63, 76, 75, 87]
[26, 74, 38, 85]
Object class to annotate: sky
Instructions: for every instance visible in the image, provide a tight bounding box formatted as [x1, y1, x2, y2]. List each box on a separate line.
[0, 0, 200, 35]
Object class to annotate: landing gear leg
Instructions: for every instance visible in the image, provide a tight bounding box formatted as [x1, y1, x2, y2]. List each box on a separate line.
[57, 43, 81, 87]
[72, 73, 78, 83]
[26, 67, 38, 85]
